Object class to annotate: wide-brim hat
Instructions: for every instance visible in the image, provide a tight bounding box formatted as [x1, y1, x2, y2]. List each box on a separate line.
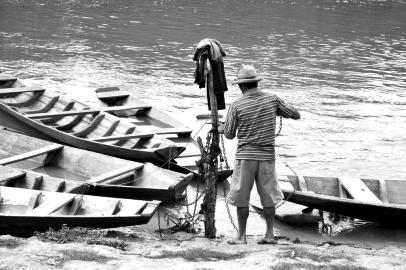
[233, 64, 262, 85]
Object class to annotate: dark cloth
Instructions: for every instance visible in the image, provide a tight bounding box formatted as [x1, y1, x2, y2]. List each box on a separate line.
[193, 39, 228, 110]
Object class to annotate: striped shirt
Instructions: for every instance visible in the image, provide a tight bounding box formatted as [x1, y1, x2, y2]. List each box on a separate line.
[224, 89, 297, 161]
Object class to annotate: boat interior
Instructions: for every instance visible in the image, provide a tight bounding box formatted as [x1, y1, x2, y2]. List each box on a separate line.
[282, 175, 406, 205]
[95, 86, 192, 134]
[0, 128, 190, 190]
[0, 77, 185, 156]
[95, 86, 201, 159]
[0, 186, 152, 216]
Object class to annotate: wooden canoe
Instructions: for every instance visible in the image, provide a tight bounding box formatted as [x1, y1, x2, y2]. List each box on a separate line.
[279, 175, 406, 226]
[250, 183, 321, 225]
[0, 186, 159, 235]
[0, 127, 193, 201]
[0, 77, 185, 164]
[95, 87, 233, 179]
[95, 87, 202, 159]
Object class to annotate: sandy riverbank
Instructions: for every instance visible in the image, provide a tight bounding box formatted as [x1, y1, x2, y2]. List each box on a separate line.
[0, 225, 405, 270]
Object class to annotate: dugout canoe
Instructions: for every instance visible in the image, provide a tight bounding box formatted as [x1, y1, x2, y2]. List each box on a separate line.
[95, 87, 201, 159]
[279, 175, 406, 226]
[0, 186, 159, 235]
[0, 76, 185, 164]
[95, 87, 233, 179]
[0, 127, 193, 201]
[250, 183, 321, 225]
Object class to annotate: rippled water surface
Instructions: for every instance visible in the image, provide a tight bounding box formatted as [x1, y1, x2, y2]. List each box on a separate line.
[1, 0, 405, 179]
[1, 0, 406, 243]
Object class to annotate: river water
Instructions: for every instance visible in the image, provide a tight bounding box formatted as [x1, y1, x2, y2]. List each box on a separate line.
[1, 0, 406, 247]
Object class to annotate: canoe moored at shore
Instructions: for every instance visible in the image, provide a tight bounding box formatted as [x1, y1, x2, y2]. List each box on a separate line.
[279, 175, 406, 226]
[0, 127, 193, 201]
[95, 87, 233, 180]
[250, 184, 322, 225]
[95, 87, 202, 160]
[0, 77, 185, 164]
[0, 186, 159, 235]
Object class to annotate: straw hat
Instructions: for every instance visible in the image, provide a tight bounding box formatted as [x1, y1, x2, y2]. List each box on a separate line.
[233, 65, 262, 84]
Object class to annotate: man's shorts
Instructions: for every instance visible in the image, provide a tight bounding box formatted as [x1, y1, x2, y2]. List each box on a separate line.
[227, 160, 284, 207]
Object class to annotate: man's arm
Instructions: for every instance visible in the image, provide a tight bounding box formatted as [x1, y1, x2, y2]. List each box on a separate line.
[276, 97, 300, 120]
[222, 104, 237, 139]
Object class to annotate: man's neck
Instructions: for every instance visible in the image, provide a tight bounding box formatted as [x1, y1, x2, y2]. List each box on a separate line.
[242, 87, 259, 95]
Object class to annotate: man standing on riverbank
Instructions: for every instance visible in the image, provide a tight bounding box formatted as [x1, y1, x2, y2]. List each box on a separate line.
[220, 65, 300, 245]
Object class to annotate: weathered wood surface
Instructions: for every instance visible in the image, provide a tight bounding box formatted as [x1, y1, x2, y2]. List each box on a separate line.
[86, 164, 143, 184]
[27, 105, 153, 119]
[0, 76, 17, 82]
[28, 193, 77, 216]
[297, 175, 308, 192]
[0, 144, 63, 165]
[0, 166, 26, 183]
[203, 60, 218, 238]
[91, 132, 154, 142]
[339, 177, 382, 203]
[96, 90, 130, 100]
[0, 86, 45, 95]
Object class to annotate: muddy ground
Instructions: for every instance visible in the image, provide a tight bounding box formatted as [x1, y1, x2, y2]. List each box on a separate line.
[0, 222, 405, 270]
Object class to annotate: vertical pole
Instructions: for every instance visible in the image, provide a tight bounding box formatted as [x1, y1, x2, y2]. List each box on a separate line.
[203, 60, 218, 238]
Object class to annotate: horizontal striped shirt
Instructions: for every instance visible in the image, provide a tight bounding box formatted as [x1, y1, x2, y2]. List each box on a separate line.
[224, 89, 297, 161]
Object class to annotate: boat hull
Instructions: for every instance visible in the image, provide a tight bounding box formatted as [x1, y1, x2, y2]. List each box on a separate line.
[0, 215, 152, 235]
[282, 188, 406, 226]
[0, 102, 177, 164]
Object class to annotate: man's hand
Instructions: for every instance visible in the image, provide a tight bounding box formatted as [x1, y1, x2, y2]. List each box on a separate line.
[218, 123, 225, 134]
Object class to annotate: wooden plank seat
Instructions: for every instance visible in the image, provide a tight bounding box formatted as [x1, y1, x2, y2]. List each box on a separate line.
[339, 177, 382, 203]
[151, 127, 193, 135]
[96, 88, 130, 100]
[91, 132, 155, 142]
[28, 109, 101, 119]
[27, 105, 152, 120]
[0, 144, 64, 165]
[0, 166, 26, 184]
[86, 164, 143, 184]
[28, 193, 77, 216]
[103, 105, 152, 112]
[0, 76, 17, 82]
[0, 86, 45, 96]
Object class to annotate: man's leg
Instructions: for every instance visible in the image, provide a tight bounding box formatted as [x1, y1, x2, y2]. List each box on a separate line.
[256, 161, 283, 244]
[262, 206, 277, 243]
[227, 160, 257, 245]
[228, 206, 249, 244]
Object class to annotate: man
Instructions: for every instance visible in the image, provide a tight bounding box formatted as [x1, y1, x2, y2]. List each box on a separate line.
[220, 64, 300, 245]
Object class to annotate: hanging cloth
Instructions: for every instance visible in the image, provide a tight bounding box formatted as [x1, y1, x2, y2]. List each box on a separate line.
[193, 38, 228, 110]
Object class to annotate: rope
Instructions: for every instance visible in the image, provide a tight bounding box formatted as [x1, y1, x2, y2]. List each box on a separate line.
[176, 190, 206, 207]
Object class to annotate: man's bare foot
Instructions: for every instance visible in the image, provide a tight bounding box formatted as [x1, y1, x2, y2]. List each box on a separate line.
[257, 238, 278, 245]
[227, 238, 247, 245]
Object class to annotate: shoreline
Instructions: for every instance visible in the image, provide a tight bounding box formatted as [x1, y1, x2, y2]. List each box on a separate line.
[0, 226, 405, 270]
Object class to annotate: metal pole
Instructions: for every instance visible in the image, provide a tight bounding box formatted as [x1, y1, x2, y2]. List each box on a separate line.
[203, 60, 218, 238]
